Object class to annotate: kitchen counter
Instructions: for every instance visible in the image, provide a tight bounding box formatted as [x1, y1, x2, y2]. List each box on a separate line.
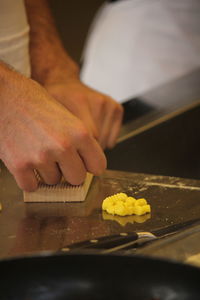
[1, 163, 200, 261]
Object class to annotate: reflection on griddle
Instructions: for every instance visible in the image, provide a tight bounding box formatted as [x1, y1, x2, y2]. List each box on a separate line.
[102, 211, 151, 226]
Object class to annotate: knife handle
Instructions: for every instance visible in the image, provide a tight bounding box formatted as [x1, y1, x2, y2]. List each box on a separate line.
[64, 232, 156, 252]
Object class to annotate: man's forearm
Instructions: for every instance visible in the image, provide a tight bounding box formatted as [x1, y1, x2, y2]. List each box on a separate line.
[24, 0, 123, 150]
[24, 0, 79, 85]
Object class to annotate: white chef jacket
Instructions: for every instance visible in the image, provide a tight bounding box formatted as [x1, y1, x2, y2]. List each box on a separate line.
[81, 0, 200, 107]
[0, 0, 30, 77]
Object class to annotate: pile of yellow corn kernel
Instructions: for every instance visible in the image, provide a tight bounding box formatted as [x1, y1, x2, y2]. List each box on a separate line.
[102, 193, 151, 216]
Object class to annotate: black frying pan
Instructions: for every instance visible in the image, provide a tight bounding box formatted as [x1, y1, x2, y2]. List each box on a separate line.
[1, 252, 200, 300]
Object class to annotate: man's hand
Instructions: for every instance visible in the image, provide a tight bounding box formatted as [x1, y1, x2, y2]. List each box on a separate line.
[24, 0, 124, 150]
[45, 78, 124, 149]
[0, 64, 106, 192]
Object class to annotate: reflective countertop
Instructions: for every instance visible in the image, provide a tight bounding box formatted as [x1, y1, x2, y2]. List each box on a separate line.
[1, 162, 200, 260]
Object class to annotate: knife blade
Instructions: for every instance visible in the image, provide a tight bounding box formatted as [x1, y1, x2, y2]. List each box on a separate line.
[62, 218, 200, 253]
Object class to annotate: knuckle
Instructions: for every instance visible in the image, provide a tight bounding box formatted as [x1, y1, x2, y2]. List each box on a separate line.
[60, 141, 73, 154]
[76, 124, 90, 142]
[55, 138, 73, 155]
[35, 151, 50, 167]
[11, 160, 30, 173]
[91, 94, 107, 113]
[96, 94, 106, 104]
[97, 95, 107, 110]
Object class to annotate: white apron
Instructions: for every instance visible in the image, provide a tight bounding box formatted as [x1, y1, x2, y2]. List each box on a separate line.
[81, 0, 200, 107]
[0, 0, 30, 77]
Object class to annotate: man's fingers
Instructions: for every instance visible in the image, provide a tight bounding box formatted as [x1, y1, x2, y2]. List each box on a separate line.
[99, 101, 123, 149]
[88, 94, 123, 149]
[107, 105, 124, 148]
[78, 108, 99, 140]
[78, 136, 107, 175]
[37, 162, 62, 185]
[13, 168, 38, 192]
[57, 148, 87, 186]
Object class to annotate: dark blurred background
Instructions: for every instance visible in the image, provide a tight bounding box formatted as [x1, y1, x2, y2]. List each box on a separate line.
[49, 0, 104, 63]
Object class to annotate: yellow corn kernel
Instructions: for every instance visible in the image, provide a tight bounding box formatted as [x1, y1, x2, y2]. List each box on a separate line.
[126, 197, 137, 206]
[102, 199, 111, 210]
[143, 204, 151, 213]
[114, 203, 127, 216]
[106, 206, 115, 215]
[135, 198, 147, 206]
[111, 193, 127, 201]
[125, 206, 135, 215]
[132, 206, 143, 216]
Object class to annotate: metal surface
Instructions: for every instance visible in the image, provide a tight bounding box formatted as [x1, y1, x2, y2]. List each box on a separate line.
[1, 162, 200, 260]
[135, 223, 200, 267]
[107, 103, 200, 179]
[119, 68, 200, 141]
[107, 69, 200, 180]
